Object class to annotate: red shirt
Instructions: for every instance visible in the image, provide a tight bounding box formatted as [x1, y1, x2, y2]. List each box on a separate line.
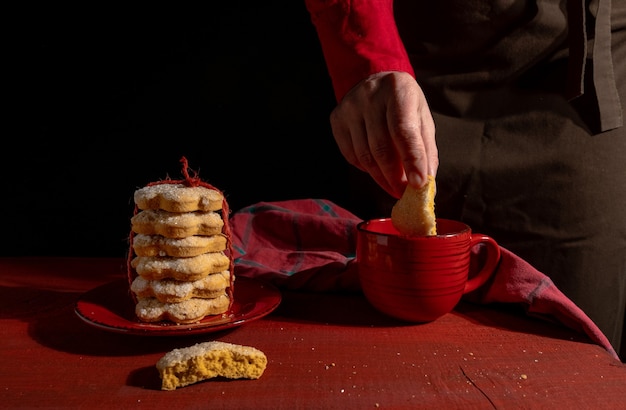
[305, 0, 622, 132]
[304, 0, 414, 102]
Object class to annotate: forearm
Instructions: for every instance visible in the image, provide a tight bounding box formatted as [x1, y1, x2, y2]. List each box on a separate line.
[305, 0, 414, 102]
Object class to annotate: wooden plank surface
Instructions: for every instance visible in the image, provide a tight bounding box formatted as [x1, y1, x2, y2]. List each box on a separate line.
[1, 257, 625, 409]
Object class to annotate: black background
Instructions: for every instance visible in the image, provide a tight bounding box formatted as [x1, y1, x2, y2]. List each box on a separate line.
[4, 3, 366, 257]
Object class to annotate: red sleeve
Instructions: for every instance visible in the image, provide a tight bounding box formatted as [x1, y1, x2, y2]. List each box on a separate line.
[305, 0, 415, 102]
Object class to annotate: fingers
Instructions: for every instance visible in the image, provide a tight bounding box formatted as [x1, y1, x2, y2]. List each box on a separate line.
[330, 109, 365, 172]
[421, 110, 439, 179]
[331, 104, 400, 196]
[388, 84, 438, 189]
[330, 71, 438, 198]
[362, 111, 405, 197]
[362, 101, 406, 197]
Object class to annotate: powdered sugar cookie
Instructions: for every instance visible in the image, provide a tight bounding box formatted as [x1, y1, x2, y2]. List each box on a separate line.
[157, 341, 267, 390]
[131, 209, 224, 238]
[131, 271, 231, 303]
[135, 294, 230, 324]
[134, 183, 224, 212]
[132, 233, 227, 257]
[131, 252, 230, 281]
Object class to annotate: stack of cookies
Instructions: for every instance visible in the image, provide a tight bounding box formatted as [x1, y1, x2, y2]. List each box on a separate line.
[128, 182, 234, 324]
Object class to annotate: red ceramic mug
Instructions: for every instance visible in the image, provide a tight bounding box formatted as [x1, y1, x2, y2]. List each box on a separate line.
[356, 218, 501, 322]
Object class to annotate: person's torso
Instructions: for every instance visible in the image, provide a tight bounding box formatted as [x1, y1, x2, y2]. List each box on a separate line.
[394, 0, 568, 86]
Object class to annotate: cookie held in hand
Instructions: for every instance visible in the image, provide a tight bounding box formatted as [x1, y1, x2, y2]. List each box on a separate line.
[391, 175, 437, 236]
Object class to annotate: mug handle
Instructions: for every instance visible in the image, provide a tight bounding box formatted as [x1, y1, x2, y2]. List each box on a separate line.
[463, 234, 501, 294]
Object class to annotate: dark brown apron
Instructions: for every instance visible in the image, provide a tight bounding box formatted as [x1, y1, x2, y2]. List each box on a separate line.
[378, 0, 626, 354]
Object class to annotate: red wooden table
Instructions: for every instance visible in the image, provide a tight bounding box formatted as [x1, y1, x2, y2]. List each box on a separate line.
[2, 257, 625, 409]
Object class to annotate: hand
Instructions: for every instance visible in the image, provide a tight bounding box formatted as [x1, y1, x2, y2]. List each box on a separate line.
[330, 71, 438, 198]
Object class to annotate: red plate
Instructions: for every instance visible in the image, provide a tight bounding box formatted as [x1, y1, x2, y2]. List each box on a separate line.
[75, 276, 281, 336]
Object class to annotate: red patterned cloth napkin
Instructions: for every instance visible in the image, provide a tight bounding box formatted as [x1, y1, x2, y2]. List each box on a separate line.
[230, 199, 618, 360]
